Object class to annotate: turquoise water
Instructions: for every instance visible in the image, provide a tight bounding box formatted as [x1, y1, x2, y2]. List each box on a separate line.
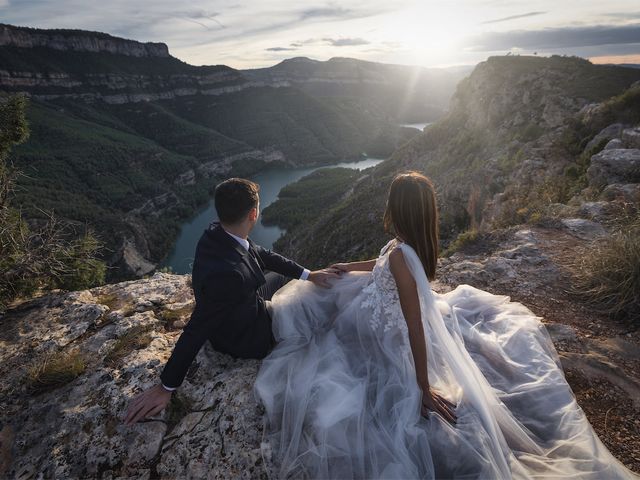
[160, 157, 385, 274]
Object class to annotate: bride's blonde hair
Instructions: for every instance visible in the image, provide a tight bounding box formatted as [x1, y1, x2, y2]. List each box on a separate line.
[383, 171, 439, 281]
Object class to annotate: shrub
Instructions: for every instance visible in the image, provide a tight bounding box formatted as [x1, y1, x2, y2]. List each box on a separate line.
[566, 212, 640, 325]
[53, 230, 107, 291]
[442, 228, 480, 257]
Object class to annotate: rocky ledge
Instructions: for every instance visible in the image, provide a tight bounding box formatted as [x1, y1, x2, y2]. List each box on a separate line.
[1, 218, 639, 477]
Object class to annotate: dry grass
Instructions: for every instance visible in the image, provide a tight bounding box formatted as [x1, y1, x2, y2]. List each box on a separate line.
[95, 292, 136, 317]
[27, 348, 86, 394]
[159, 305, 193, 322]
[104, 325, 154, 366]
[95, 292, 119, 310]
[566, 212, 640, 325]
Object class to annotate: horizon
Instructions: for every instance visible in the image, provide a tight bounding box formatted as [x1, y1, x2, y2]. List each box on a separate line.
[1, 1, 639, 69]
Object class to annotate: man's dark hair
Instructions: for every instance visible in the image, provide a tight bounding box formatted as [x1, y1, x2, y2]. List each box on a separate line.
[214, 178, 260, 225]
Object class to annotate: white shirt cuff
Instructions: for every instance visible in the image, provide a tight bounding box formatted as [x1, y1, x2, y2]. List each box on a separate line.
[161, 382, 177, 391]
[300, 268, 311, 281]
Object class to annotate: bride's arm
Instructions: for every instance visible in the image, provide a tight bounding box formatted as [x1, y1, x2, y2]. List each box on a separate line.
[329, 259, 376, 272]
[389, 248, 457, 424]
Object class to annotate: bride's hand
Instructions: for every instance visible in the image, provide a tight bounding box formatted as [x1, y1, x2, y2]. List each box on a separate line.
[308, 268, 342, 288]
[328, 262, 351, 272]
[421, 386, 457, 424]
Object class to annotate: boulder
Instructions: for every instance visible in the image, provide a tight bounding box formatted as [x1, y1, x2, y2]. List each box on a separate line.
[604, 138, 624, 150]
[600, 183, 640, 203]
[587, 148, 640, 187]
[622, 127, 640, 149]
[584, 123, 624, 152]
[560, 218, 608, 241]
[577, 201, 609, 222]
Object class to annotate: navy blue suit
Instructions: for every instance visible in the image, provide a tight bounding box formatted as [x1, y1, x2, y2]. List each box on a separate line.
[160, 221, 305, 389]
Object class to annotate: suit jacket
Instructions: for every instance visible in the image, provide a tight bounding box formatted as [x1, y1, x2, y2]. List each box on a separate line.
[160, 221, 305, 388]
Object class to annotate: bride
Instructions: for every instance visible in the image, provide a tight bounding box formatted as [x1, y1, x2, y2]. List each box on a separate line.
[253, 171, 638, 479]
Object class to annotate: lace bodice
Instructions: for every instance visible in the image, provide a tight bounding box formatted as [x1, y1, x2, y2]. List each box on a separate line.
[360, 239, 410, 337]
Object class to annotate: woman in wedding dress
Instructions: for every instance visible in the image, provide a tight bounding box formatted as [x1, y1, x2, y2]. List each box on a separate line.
[253, 171, 638, 479]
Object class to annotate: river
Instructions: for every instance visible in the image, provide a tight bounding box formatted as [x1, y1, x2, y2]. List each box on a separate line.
[401, 122, 433, 130]
[160, 156, 385, 274]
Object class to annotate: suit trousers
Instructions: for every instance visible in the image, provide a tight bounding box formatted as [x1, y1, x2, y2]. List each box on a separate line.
[258, 271, 291, 347]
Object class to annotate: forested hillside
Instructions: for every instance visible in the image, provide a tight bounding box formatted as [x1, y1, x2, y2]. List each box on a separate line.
[0, 23, 463, 279]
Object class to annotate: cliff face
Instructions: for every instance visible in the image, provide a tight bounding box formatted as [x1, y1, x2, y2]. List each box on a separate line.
[449, 56, 591, 131]
[0, 23, 170, 57]
[0, 23, 249, 104]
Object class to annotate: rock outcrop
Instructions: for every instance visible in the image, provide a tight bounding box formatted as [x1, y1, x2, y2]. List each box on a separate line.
[1, 218, 639, 476]
[0, 273, 273, 478]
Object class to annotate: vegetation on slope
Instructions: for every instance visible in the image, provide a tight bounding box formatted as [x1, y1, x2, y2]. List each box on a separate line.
[0, 93, 105, 310]
[265, 55, 640, 271]
[7, 85, 409, 279]
[262, 167, 363, 230]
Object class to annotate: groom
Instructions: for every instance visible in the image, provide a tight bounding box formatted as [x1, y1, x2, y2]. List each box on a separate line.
[124, 177, 341, 425]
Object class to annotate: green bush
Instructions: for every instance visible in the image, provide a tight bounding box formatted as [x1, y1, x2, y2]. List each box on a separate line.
[441, 228, 480, 257]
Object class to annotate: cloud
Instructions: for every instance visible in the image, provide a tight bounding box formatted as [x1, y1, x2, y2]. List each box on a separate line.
[178, 9, 225, 28]
[299, 6, 353, 20]
[289, 37, 370, 47]
[602, 11, 640, 20]
[266, 46, 297, 51]
[322, 37, 370, 46]
[465, 23, 640, 51]
[480, 11, 546, 25]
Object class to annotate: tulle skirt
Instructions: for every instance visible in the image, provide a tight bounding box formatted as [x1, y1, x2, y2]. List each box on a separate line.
[253, 271, 637, 479]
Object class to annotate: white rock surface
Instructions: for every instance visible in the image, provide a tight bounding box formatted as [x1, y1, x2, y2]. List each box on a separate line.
[0, 273, 274, 479]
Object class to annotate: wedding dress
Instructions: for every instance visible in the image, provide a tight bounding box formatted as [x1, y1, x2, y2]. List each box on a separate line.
[253, 238, 638, 479]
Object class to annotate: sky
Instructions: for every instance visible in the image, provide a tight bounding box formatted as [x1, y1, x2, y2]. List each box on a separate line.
[1, 0, 639, 69]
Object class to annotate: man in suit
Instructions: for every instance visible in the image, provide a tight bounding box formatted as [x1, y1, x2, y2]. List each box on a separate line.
[124, 177, 341, 425]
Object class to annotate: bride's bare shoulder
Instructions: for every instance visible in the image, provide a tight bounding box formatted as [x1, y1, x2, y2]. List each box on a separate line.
[388, 246, 409, 274]
[388, 247, 417, 295]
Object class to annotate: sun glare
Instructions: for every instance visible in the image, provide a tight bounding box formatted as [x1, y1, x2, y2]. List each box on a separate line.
[381, 2, 471, 64]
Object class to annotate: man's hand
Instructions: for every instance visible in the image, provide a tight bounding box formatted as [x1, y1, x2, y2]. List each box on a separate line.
[307, 268, 342, 288]
[123, 383, 173, 425]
